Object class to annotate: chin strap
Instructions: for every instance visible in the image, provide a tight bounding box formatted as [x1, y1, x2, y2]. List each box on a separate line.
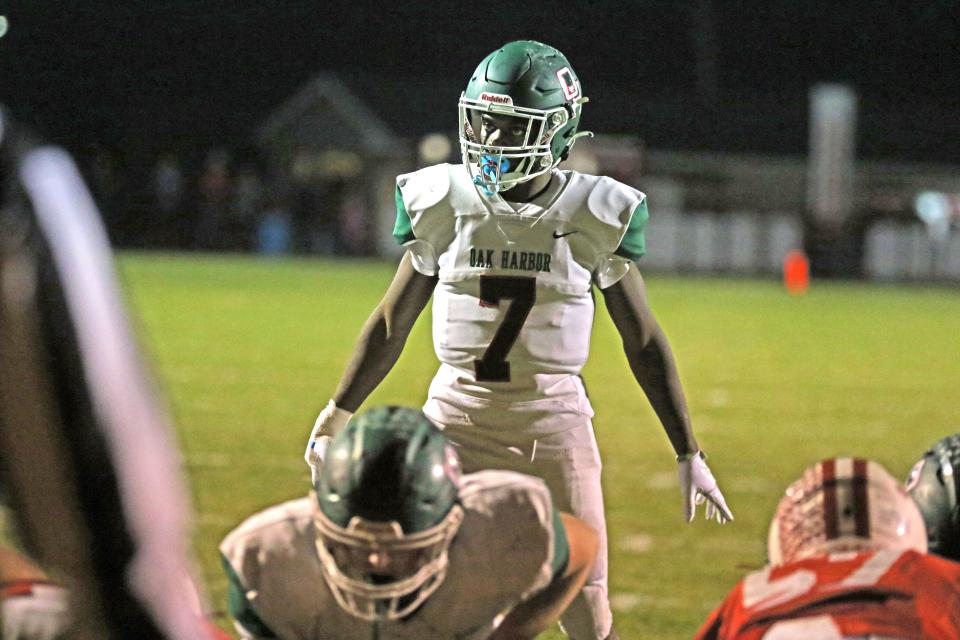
[568, 130, 594, 145]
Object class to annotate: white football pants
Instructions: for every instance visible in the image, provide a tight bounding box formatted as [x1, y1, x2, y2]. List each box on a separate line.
[423, 366, 611, 640]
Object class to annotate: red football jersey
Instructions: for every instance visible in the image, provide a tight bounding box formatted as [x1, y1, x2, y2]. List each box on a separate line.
[696, 550, 960, 639]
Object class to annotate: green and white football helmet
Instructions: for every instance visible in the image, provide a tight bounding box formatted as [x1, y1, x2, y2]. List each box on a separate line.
[458, 40, 593, 195]
[312, 406, 464, 622]
[906, 433, 960, 561]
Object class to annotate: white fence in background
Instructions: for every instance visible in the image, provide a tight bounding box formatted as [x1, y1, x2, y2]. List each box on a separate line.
[864, 221, 960, 281]
[642, 209, 803, 275]
[379, 197, 960, 282]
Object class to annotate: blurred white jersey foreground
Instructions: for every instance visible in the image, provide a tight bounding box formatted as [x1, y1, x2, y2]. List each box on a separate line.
[0, 107, 224, 639]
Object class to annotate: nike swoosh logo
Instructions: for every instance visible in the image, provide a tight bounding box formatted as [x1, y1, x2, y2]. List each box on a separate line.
[552, 230, 578, 239]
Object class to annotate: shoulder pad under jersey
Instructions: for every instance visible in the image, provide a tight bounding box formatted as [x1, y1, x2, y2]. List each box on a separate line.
[446, 163, 486, 212]
[456, 470, 556, 597]
[397, 163, 452, 215]
[220, 498, 313, 566]
[562, 173, 647, 287]
[584, 175, 646, 246]
[396, 164, 459, 275]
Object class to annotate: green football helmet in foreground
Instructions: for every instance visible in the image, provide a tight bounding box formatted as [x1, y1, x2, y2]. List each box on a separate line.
[313, 406, 464, 621]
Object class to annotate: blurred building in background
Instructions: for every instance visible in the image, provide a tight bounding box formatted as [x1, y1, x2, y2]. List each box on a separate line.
[3, 4, 957, 281]
[256, 73, 405, 257]
[124, 75, 960, 283]
[74, 73, 960, 284]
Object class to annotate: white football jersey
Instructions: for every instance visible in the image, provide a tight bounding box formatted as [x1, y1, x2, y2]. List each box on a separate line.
[220, 470, 561, 640]
[394, 164, 647, 391]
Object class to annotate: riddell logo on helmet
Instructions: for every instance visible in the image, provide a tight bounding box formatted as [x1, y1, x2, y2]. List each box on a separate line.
[479, 92, 513, 105]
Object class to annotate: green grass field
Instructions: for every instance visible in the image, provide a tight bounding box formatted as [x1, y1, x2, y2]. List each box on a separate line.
[117, 252, 960, 639]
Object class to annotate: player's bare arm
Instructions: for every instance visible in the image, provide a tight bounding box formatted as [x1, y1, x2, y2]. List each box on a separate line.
[332, 251, 438, 412]
[601, 266, 696, 456]
[305, 252, 437, 480]
[489, 514, 599, 640]
[601, 265, 733, 523]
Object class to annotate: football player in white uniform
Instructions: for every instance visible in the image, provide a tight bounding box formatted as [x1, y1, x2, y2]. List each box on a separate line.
[304, 40, 732, 639]
[225, 406, 598, 640]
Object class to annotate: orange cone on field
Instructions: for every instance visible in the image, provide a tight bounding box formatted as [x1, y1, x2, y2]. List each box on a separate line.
[783, 250, 810, 294]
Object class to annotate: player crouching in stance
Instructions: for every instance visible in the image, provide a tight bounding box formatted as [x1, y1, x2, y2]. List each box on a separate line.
[223, 406, 599, 639]
[695, 457, 960, 639]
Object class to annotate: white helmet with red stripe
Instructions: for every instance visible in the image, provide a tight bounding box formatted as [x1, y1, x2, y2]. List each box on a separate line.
[768, 457, 927, 567]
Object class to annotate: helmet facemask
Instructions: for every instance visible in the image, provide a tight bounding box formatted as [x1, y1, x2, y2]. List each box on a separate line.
[313, 503, 464, 622]
[458, 94, 589, 196]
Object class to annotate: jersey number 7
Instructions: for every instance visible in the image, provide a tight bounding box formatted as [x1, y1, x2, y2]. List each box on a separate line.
[474, 276, 536, 382]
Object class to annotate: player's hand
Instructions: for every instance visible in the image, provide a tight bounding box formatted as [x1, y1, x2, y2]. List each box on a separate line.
[304, 400, 352, 485]
[677, 451, 733, 523]
[1, 581, 70, 640]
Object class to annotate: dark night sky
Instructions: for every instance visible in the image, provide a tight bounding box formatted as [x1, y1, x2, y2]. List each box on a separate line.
[1, 1, 958, 165]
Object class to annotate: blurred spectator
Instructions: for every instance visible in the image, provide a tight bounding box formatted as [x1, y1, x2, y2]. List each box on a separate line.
[194, 149, 233, 250]
[79, 144, 125, 243]
[150, 153, 187, 248]
[315, 178, 346, 254]
[152, 153, 185, 216]
[257, 194, 293, 256]
[227, 164, 264, 251]
[337, 188, 368, 255]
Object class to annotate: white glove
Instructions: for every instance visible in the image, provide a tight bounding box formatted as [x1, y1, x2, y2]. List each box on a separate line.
[305, 400, 352, 485]
[1, 582, 70, 640]
[677, 451, 733, 523]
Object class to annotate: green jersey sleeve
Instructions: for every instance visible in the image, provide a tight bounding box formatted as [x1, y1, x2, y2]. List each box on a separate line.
[392, 185, 416, 245]
[614, 198, 649, 261]
[221, 554, 278, 638]
[549, 498, 570, 578]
